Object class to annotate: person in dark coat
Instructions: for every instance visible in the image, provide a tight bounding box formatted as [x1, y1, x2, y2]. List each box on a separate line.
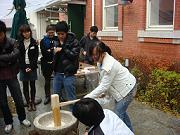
[80, 26, 99, 65]
[53, 21, 80, 110]
[40, 25, 57, 105]
[0, 20, 31, 134]
[18, 24, 39, 111]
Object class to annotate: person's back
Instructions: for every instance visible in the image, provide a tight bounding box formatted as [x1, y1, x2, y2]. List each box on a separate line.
[72, 98, 134, 135]
[94, 109, 134, 135]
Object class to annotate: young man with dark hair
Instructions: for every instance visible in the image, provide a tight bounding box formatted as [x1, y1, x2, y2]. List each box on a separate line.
[72, 98, 134, 135]
[0, 20, 31, 134]
[40, 25, 57, 105]
[53, 21, 80, 109]
[80, 26, 99, 65]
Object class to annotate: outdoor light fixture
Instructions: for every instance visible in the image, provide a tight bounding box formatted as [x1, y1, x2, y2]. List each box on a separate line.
[124, 58, 129, 67]
[119, 0, 133, 6]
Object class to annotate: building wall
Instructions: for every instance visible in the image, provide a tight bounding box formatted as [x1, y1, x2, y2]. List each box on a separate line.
[84, 0, 92, 34]
[84, 0, 180, 71]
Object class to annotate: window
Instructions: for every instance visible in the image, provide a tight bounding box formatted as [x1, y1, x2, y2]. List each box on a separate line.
[146, 0, 175, 30]
[50, 19, 59, 25]
[103, 0, 118, 30]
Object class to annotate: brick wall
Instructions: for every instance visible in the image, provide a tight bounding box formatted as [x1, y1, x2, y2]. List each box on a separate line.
[174, 0, 180, 30]
[84, 0, 92, 33]
[84, 0, 180, 71]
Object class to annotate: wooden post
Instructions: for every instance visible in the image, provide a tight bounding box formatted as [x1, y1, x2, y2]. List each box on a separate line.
[51, 94, 61, 127]
[59, 99, 80, 107]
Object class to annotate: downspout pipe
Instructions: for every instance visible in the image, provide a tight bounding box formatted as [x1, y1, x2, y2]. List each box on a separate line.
[92, 0, 95, 26]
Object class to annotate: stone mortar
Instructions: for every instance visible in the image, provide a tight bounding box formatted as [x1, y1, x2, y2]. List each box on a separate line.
[33, 110, 78, 135]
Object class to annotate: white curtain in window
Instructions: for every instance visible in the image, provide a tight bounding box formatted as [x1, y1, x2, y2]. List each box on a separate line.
[104, 0, 118, 28]
[150, 0, 174, 26]
[105, 6, 118, 27]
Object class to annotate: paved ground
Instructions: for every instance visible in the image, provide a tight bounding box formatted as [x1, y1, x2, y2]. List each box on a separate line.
[128, 101, 180, 135]
[0, 72, 179, 135]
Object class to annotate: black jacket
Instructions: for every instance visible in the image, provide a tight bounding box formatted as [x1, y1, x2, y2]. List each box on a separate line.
[0, 37, 19, 80]
[40, 36, 58, 62]
[54, 32, 80, 76]
[40, 36, 58, 75]
[79, 33, 99, 64]
[0, 37, 19, 67]
[18, 38, 39, 72]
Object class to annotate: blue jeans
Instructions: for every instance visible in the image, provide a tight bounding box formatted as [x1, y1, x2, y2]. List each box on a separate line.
[53, 73, 76, 103]
[114, 84, 136, 132]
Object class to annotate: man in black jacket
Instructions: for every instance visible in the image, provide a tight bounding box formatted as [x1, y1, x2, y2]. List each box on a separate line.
[40, 25, 57, 105]
[0, 20, 31, 134]
[80, 26, 99, 65]
[53, 21, 80, 109]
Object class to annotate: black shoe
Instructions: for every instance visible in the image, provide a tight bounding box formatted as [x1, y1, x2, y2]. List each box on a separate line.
[44, 97, 50, 105]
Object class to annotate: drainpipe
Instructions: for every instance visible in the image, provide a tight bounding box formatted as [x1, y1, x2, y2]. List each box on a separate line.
[92, 0, 95, 26]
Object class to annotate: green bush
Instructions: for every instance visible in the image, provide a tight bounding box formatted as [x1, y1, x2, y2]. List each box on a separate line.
[144, 69, 180, 113]
[131, 66, 146, 97]
[131, 67, 180, 114]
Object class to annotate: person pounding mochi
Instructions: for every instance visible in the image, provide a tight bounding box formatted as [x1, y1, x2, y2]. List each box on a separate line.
[84, 42, 137, 132]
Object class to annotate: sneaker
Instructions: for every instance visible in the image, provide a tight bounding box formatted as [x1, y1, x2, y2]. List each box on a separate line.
[20, 119, 31, 127]
[4, 124, 13, 134]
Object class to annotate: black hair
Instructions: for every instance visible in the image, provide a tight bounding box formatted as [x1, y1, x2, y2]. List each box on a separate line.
[72, 98, 105, 127]
[18, 24, 32, 40]
[104, 45, 112, 55]
[89, 41, 112, 60]
[56, 21, 69, 33]
[90, 26, 98, 33]
[0, 20, 6, 33]
[46, 25, 55, 32]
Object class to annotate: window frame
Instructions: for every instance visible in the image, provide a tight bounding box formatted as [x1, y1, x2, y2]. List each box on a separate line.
[103, 0, 118, 31]
[146, 0, 175, 30]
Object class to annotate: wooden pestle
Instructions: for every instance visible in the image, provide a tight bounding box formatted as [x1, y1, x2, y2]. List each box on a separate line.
[59, 99, 80, 107]
[51, 94, 61, 127]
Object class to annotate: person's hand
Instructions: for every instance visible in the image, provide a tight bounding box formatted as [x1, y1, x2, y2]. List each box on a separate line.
[25, 68, 32, 72]
[98, 93, 106, 98]
[84, 132, 88, 135]
[36, 40, 40, 45]
[83, 51, 87, 56]
[47, 49, 51, 52]
[47, 61, 53, 64]
[54, 47, 62, 53]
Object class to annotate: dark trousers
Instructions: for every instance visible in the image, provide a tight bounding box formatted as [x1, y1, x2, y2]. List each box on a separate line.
[22, 81, 36, 104]
[44, 75, 51, 98]
[0, 78, 26, 124]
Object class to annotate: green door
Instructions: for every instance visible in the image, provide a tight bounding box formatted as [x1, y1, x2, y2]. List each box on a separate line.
[67, 4, 85, 41]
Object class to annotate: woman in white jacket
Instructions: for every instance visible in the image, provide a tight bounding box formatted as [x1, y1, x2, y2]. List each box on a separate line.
[85, 42, 136, 132]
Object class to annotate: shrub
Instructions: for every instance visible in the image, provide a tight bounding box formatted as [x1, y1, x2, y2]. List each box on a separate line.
[131, 66, 147, 98]
[131, 56, 174, 74]
[143, 69, 180, 113]
[131, 66, 180, 115]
